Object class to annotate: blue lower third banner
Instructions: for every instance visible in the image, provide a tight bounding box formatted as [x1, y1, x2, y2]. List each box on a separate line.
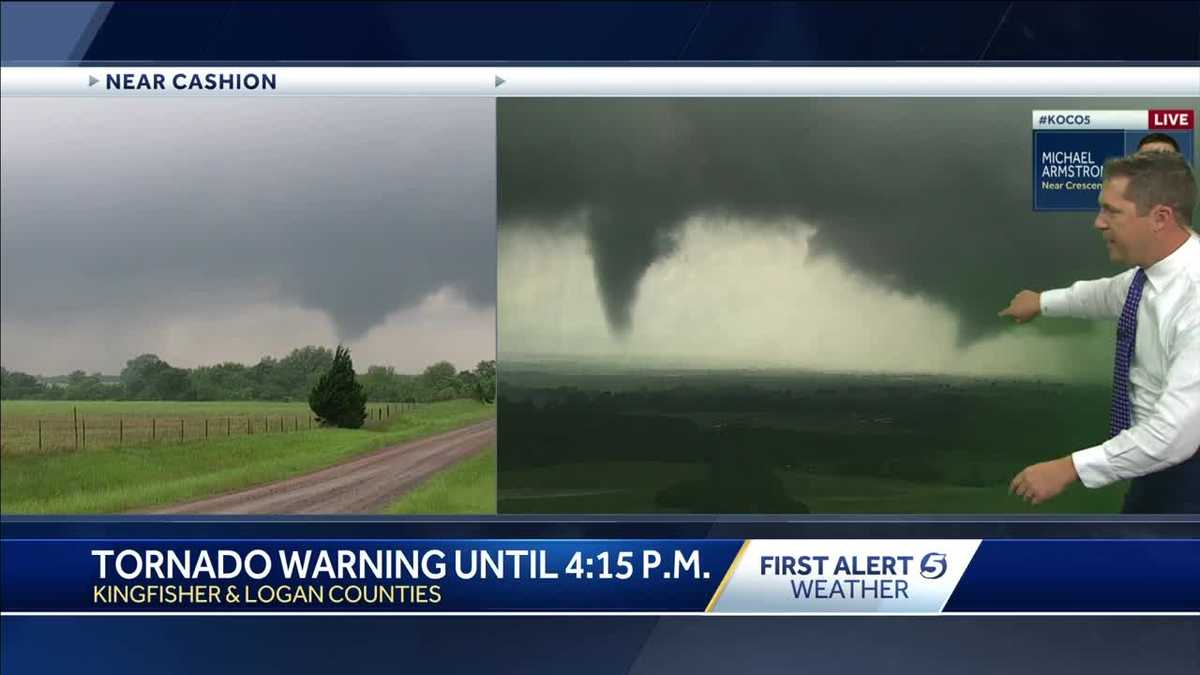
[1, 539, 1197, 614]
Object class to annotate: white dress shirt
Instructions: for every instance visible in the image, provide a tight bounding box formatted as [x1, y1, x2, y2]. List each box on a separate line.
[1040, 233, 1200, 488]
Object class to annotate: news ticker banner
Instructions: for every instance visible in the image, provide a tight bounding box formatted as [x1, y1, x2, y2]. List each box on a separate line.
[1032, 109, 1195, 211]
[2, 539, 1197, 614]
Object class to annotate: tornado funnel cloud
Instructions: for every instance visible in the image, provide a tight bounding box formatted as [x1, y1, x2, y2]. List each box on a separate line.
[498, 97, 1174, 342]
[586, 209, 681, 337]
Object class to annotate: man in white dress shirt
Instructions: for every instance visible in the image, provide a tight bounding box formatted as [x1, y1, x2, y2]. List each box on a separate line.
[999, 151, 1199, 513]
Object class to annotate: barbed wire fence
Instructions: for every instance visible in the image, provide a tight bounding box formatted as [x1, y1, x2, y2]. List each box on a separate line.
[0, 401, 425, 454]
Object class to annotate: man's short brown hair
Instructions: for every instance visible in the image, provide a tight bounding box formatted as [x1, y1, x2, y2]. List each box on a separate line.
[1104, 151, 1196, 228]
[1136, 132, 1180, 152]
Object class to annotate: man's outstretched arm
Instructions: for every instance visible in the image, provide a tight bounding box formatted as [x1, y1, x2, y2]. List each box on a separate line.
[999, 269, 1137, 323]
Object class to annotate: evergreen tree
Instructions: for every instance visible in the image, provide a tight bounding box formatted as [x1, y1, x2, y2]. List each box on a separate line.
[473, 360, 497, 404]
[308, 346, 367, 429]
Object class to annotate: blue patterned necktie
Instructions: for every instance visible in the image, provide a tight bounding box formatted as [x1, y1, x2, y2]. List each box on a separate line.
[1109, 268, 1147, 438]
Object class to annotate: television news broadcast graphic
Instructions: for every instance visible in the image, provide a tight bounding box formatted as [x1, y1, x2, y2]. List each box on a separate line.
[1032, 109, 1196, 210]
[496, 94, 1199, 515]
[3, 520, 1198, 615]
[0, 91, 498, 515]
[5, 70, 1195, 517]
[3, 0, 1200, 669]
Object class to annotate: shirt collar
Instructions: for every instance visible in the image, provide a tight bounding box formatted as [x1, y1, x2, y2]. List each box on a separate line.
[1143, 232, 1199, 291]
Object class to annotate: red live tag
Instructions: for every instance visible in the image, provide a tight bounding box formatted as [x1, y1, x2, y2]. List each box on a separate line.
[1148, 109, 1194, 130]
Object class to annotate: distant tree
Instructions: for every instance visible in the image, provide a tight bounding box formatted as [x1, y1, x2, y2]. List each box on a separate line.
[154, 366, 193, 400]
[278, 346, 335, 393]
[190, 362, 254, 401]
[0, 367, 47, 399]
[360, 365, 410, 402]
[308, 346, 367, 429]
[13, 349, 491, 404]
[473, 360, 496, 404]
[420, 361, 459, 395]
[117, 354, 191, 399]
[456, 369, 479, 399]
[63, 371, 121, 400]
[120, 354, 166, 399]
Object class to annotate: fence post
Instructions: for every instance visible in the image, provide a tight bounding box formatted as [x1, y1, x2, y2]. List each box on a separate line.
[205, 418, 209, 440]
[38, 419, 42, 450]
[119, 417, 124, 444]
[227, 417, 231, 436]
[82, 417, 86, 449]
[152, 418, 156, 441]
[180, 419, 184, 441]
[73, 406, 78, 450]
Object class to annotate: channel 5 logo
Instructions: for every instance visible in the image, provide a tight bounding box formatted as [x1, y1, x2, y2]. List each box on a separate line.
[919, 553, 948, 579]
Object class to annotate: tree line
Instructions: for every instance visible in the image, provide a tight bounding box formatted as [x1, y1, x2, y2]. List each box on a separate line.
[0, 347, 496, 404]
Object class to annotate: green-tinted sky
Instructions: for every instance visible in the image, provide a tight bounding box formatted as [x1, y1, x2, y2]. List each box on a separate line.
[497, 98, 1189, 381]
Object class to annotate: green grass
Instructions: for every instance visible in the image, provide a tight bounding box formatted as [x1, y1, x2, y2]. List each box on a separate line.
[0, 400, 413, 453]
[498, 460, 1127, 514]
[776, 469, 1126, 513]
[1, 399, 495, 514]
[380, 445, 496, 515]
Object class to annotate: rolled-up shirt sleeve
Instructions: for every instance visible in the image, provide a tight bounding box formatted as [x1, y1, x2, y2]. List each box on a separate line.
[1040, 269, 1136, 320]
[1071, 317, 1200, 487]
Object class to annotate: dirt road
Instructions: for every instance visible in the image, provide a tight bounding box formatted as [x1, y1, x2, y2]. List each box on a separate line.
[153, 419, 495, 514]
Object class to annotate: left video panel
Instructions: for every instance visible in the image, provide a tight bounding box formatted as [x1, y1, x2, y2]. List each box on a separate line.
[0, 97, 497, 514]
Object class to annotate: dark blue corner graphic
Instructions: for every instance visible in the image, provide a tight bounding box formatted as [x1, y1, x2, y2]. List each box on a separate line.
[945, 539, 1200, 612]
[3, 1, 1199, 64]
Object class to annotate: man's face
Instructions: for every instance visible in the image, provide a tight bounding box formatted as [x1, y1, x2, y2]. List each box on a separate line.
[1138, 141, 1177, 154]
[1094, 176, 1153, 265]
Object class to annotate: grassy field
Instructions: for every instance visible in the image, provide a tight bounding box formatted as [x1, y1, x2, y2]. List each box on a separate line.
[498, 366, 1130, 514]
[380, 445, 496, 514]
[1, 399, 495, 514]
[0, 400, 414, 454]
[499, 461, 1125, 513]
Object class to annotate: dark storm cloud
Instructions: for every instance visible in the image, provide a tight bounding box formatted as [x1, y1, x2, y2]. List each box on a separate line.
[499, 98, 1171, 342]
[1, 97, 495, 341]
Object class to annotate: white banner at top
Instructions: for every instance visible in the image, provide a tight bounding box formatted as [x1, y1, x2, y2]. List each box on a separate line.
[1, 66, 1198, 97]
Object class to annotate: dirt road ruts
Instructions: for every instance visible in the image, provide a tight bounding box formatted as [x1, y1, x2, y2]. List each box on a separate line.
[152, 420, 495, 514]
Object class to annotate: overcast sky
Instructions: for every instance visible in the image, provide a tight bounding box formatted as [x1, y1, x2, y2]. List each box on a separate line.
[497, 97, 1183, 380]
[1, 97, 495, 375]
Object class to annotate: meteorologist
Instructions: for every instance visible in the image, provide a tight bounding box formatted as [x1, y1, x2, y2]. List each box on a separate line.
[999, 151, 1200, 513]
[1136, 132, 1180, 154]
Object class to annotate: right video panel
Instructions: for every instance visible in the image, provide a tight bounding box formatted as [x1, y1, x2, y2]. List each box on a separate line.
[496, 97, 1195, 514]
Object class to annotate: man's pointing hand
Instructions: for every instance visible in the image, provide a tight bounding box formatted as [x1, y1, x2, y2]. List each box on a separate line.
[999, 290, 1042, 324]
